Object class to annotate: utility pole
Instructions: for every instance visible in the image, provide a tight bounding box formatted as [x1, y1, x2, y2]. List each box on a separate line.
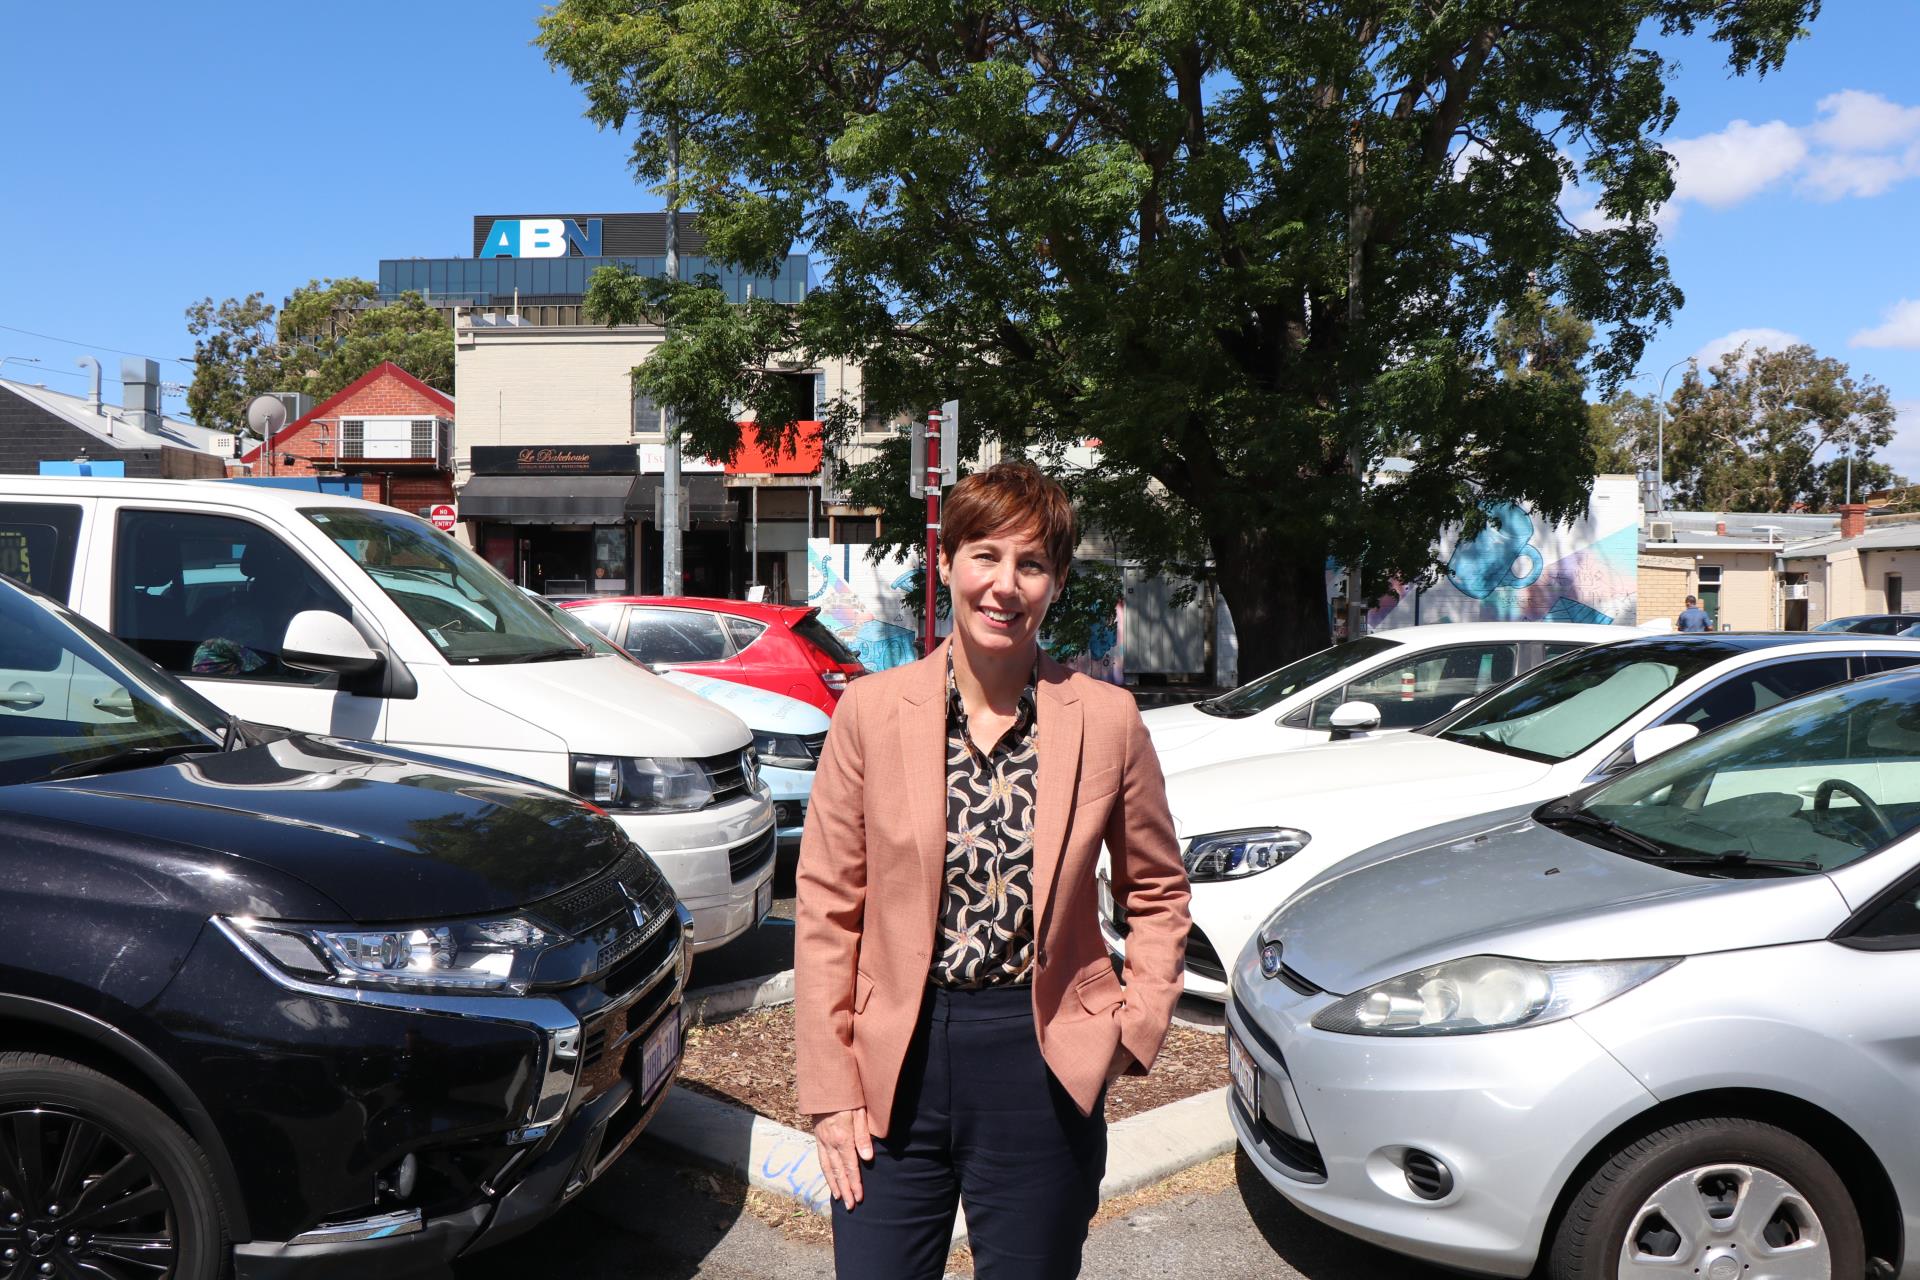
[661, 115, 684, 596]
[923, 407, 945, 656]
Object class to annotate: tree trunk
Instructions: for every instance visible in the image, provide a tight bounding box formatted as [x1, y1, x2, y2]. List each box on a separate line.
[1210, 527, 1333, 683]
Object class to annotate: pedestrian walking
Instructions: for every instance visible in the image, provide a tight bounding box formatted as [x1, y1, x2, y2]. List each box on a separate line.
[794, 461, 1191, 1280]
[1677, 594, 1712, 632]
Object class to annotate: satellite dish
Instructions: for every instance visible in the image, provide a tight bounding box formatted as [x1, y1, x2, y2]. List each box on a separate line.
[246, 395, 288, 436]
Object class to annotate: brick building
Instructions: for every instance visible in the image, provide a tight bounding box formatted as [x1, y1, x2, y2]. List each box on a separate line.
[1, 359, 231, 478]
[239, 362, 455, 516]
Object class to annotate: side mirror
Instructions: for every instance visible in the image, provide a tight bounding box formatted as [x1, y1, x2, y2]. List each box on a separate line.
[1326, 701, 1382, 741]
[282, 611, 383, 676]
[1631, 722, 1699, 765]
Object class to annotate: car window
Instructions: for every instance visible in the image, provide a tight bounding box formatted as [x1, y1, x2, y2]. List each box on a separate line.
[1201, 636, 1401, 718]
[569, 602, 625, 641]
[1845, 876, 1920, 948]
[1581, 675, 1920, 875]
[1541, 642, 1588, 660]
[1310, 644, 1517, 731]
[1859, 618, 1907, 635]
[725, 616, 769, 652]
[0, 503, 83, 601]
[792, 613, 859, 666]
[1866, 654, 1920, 675]
[625, 608, 730, 664]
[115, 510, 351, 685]
[1670, 657, 1851, 735]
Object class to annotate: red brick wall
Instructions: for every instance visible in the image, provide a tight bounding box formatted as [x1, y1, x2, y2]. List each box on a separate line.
[387, 473, 456, 513]
[251, 369, 453, 508]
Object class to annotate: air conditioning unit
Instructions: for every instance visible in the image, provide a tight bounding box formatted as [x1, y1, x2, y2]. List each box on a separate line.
[1649, 520, 1675, 542]
[1785, 582, 1810, 600]
[338, 416, 448, 464]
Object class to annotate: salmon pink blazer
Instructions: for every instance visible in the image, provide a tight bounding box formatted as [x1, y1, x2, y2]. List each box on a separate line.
[794, 642, 1191, 1136]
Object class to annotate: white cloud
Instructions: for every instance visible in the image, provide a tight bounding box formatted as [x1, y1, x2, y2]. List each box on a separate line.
[1880, 400, 1920, 483]
[1799, 147, 1920, 200]
[1808, 90, 1920, 152]
[1852, 299, 1920, 350]
[1692, 327, 1801, 370]
[1664, 119, 1807, 208]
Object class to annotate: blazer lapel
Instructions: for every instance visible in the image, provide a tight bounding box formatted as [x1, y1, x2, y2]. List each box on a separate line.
[897, 643, 953, 922]
[1030, 655, 1082, 941]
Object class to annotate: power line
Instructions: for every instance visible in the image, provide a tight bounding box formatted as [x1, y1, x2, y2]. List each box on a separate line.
[0, 322, 196, 368]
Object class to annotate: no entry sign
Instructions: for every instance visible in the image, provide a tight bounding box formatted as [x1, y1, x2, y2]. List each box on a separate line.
[429, 503, 457, 531]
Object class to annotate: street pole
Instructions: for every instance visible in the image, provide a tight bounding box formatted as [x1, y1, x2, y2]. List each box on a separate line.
[661, 115, 684, 596]
[924, 408, 944, 656]
[1654, 355, 1693, 517]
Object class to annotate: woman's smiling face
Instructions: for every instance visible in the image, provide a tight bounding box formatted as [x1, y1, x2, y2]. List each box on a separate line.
[940, 525, 1064, 660]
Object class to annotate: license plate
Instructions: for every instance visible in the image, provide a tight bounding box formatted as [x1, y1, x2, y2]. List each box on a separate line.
[756, 877, 773, 922]
[1228, 1029, 1259, 1118]
[640, 1012, 681, 1103]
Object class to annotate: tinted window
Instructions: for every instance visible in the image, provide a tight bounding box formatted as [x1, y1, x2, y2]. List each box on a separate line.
[1670, 658, 1850, 734]
[793, 613, 859, 666]
[1201, 636, 1400, 718]
[1310, 644, 1517, 731]
[626, 608, 730, 663]
[1866, 654, 1920, 675]
[1849, 877, 1920, 947]
[0, 503, 83, 600]
[725, 616, 768, 651]
[115, 510, 350, 685]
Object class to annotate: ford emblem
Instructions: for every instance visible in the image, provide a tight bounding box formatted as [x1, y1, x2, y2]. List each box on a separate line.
[1259, 941, 1284, 980]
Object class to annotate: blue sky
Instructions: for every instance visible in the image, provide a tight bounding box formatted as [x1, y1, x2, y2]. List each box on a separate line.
[2, 3, 1916, 475]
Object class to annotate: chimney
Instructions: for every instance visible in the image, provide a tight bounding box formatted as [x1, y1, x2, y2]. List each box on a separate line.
[1839, 503, 1869, 539]
[1715, 520, 1727, 537]
[119, 357, 162, 433]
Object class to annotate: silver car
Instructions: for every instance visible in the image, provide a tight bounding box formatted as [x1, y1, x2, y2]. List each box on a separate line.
[1229, 667, 1920, 1280]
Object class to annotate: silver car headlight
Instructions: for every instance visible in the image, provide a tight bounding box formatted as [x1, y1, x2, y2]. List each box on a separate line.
[229, 915, 560, 995]
[1183, 828, 1310, 882]
[751, 731, 814, 770]
[1310, 955, 1680, 1036]
[570, 754, 718, 812]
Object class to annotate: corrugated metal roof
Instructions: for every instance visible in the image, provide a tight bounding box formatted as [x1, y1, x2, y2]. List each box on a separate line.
[0, 378, 231, 457]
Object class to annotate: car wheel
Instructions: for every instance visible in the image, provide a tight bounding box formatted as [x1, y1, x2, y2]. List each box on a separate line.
[0, 1051, 227, 1280]
[1547, 1117, 1863, 1280]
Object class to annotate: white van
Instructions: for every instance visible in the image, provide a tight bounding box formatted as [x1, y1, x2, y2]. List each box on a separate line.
[0, 477, 775, 951]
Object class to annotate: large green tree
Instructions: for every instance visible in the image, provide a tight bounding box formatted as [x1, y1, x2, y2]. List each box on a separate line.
[1662, 343, 1899, 513]
[540, 0, 1817, 673]
[185, 278, 453, 435]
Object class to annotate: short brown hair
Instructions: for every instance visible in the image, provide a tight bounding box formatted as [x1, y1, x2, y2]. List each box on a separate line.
[939, 461, 1075, 578]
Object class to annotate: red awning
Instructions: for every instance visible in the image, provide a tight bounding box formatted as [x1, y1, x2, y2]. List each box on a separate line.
[727, 420, 823, 475]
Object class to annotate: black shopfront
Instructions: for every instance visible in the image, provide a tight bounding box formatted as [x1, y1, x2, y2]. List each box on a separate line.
[461, 445, 740, 597]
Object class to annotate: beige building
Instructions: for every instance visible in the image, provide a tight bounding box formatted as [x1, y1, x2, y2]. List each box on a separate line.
[1782, 505, 1920, 626]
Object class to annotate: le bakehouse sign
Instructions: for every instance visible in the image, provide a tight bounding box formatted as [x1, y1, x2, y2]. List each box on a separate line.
[470, 444, 636, 476]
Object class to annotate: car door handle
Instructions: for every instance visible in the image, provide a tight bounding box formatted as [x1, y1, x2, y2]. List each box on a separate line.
[0, 683, 45, 711]
[92, 691, 137, 718]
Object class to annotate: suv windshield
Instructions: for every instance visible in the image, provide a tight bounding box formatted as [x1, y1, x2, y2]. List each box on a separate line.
[1434, 640, 1732, 762]
[306, 509, 586, 664]
[0, 581, 224, 787]
[1571, 673, 1920, 874]
[1199, 636, 1401, 718]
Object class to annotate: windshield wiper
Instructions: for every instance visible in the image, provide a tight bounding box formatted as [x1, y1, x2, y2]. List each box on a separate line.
[505, 646, 590, 663]
[1646, 850, 1824, 874]
[1534, 800, 1670, 859]
[43, 742, 221, 781]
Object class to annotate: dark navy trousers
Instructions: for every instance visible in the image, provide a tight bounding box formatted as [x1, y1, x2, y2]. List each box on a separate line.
[830, 982, 1107, 1279]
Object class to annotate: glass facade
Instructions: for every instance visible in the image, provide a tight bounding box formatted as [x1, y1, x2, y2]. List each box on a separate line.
[377, 255, 808, 306]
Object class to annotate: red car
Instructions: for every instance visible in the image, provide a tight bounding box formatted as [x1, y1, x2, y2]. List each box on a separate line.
[562, 596, 867, 715]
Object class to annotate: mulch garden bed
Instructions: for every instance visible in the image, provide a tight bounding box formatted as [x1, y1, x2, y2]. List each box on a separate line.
[677, 1002, 1227, 1131]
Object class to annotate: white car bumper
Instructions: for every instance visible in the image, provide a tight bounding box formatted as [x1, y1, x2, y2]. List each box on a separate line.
[612, 791, 777, 953]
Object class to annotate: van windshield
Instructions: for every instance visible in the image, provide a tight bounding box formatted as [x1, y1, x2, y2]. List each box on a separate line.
[305, 509, 588, 664]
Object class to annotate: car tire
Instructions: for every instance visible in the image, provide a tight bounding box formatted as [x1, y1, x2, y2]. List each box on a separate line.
[0, 1051, 227, 1280]
[1547, 1116, 1863, 1280]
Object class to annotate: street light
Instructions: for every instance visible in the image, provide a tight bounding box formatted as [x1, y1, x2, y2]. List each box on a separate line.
[1652, 355, 1695, 517]
[0, 355, 42, 380]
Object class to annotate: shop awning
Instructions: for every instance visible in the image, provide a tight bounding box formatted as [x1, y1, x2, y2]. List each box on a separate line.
[457, 475, 639, 525]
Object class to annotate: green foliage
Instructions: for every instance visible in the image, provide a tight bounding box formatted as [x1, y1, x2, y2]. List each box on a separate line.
[1663, 342, 1899, 513]
[184, 278, 453, 434]
[539, 0, 1819, 670]
[1589, 392, 1659, 475]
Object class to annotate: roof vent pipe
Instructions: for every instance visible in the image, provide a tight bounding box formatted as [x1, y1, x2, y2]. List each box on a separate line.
[75, 356, 101, 414]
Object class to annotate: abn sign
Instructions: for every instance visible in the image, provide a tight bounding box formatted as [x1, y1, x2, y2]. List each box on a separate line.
[479, 218, 603, 258]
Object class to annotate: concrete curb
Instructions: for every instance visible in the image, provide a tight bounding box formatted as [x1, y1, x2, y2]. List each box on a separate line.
[641, 1084, 1236, 1248]
[684, 970, 795, 1026]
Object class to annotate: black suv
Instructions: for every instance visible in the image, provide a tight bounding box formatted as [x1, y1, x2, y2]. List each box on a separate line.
[0, 577, 688, 1277]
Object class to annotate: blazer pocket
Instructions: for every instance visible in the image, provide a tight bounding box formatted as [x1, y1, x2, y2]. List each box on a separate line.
[852, 969, 875, 1015]
[1076, 766, 1121, 807]
[1074, 964, 1125, 1015]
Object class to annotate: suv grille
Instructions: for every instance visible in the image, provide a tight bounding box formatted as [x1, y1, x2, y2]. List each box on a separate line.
[531, 846, 659, 935]
[729, 826, 777, 884]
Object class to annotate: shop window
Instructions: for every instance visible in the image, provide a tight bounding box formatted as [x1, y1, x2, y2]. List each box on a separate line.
[832, 515, 881, 544]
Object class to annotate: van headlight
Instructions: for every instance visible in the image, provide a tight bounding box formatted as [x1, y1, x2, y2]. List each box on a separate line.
[570, 755, 716, 812]
[229, 915, 558, 994]
[1183, 828, 1310, 882]
[1310, 955, 1680, 1036]
[751, 731, 815, 770]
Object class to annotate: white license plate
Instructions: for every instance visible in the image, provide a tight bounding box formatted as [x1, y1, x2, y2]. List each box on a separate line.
[640, 1012, 681, 1102]
[1228, 1029, 1259, 1118]
[756, 877, 773, 922]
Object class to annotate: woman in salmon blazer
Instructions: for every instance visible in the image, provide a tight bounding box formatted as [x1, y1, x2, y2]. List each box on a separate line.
[795, 461, 1191, 1278]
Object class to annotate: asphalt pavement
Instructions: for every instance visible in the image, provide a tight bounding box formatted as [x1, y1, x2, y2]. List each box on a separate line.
[455, 1146, 1454, 1279]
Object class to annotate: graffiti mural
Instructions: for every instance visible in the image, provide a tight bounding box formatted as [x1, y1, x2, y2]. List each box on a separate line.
[1361, 474, 1641, 630]
[806, 540, 921, 671]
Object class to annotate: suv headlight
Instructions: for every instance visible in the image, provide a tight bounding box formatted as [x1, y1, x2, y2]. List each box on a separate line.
[1183, 828, 1310, 882]
[229, 915, 559, 995]
[571, 755, 717, 812]
[752, 731, 815, 770]
[1310, 955, 1680, 1036]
